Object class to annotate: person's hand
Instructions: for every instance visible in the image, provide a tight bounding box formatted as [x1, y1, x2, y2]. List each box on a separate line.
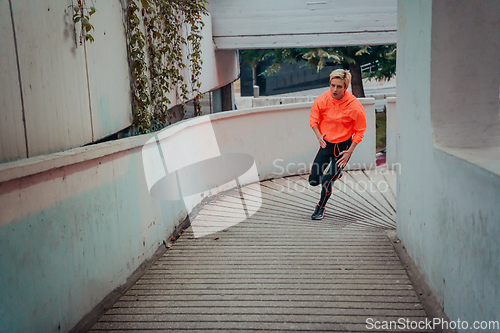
[317, 134, 327, 148]
[337, 149, 353, 168]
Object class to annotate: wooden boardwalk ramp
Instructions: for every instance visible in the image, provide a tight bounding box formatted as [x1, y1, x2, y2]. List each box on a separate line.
[89, 170, 434, 332]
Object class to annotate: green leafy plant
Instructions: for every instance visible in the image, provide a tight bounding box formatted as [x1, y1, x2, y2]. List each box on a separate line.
[69, 0, 96, 44]
[126, 0, 208, 133]
[126, 0, 151, 133]
[362, 45, 397, 82]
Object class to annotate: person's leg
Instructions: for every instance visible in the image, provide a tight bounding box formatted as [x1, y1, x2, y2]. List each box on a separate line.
[308, 146, 333, 187]
[309, 144, 334, 219]
[317, 153, 342, 209]
[313, 139, 352, 219]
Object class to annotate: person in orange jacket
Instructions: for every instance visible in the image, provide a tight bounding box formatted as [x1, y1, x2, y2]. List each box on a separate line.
[308, 69, 367, 220]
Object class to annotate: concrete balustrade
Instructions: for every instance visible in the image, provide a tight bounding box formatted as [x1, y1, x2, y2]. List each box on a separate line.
[252, 96, 316, 107]
[386, 97, 398, 169]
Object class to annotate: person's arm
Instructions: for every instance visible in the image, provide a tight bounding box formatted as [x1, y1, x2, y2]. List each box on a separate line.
[337, 103, 365, 168]
[351, 103, 367, 144]
[312, 125, 327, 148]
[337, 141, 357, 168]
[310, 98, 327, 149]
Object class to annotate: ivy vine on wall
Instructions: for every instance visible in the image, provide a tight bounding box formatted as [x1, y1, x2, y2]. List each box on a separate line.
[127, 0, 208, 133]
[69, 0, 96, 45]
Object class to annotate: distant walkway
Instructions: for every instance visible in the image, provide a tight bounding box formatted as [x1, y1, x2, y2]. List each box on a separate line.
[235, 78, 396, 112]
[89, 170, 433, 332]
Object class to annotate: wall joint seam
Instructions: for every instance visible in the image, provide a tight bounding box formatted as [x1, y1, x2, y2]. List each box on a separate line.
[9, 0, 29, 158]
[83, 41, 94, 142]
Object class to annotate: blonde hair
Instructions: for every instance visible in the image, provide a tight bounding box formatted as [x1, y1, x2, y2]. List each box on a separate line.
[329, 69, 351, 89]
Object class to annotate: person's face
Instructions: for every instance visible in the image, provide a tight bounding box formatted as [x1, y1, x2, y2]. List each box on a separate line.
[330, 78, 346, 100]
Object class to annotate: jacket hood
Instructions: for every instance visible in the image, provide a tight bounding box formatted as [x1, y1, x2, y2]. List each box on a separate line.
[324, 90, 357, 106]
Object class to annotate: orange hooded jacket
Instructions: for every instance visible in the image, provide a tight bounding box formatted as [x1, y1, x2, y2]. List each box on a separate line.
[309, 90, 366, 144]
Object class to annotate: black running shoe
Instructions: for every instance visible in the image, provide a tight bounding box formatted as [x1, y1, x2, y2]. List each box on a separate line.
[311, 206, 325, 220]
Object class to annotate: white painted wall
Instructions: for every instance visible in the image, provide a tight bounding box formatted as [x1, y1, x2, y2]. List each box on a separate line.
[0, 0, 26, 162]
[0, 3, 239, 163]
[198, 14, 239, 97]
[0, 135, 185, 332]
[350, 98, 376, 169]
[164, 13, 239, 107]
[11, 0, 93, 157]
[85, 0, 133, 141]
[207, 0, 397, 49]
[0, 102, 376, 332]
[386, 97, 397, 167]
[397, 0, 500, 328]
[429, 0, 500, 176]
[430, 1, 500, 150]
[0, 0, 127, 162]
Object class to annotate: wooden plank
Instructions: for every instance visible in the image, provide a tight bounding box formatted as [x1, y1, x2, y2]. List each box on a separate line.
[90, 320, 431, 332]
[89, 172, 435, 333]
[110, 299, 425, 310]
[267, 176, 392, 226]
[105, 306, 426, 316]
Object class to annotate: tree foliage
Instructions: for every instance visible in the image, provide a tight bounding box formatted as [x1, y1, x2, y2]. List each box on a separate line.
[239, 50, 272, 86]
[361, 45, 397, 82]
[240, 45, 396, 98]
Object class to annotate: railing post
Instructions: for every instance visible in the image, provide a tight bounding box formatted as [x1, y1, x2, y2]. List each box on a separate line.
[386, 97, 398, 170]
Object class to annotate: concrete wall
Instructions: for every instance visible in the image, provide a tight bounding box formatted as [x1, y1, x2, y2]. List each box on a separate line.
[0, 101, 376, 332]
[429, 0, 500, 176]
[0, 2, 239, 163]
[430, 1, 500, 151]
[353, 98, 376, 169]
[0, 135, 186, 332]
[198, 14, 239, 98]
[386, 97, 397, 167]
[397, 0, 500, 328]
[0, 0, 27, 161]
[84, 0, 134, 142]
[208, 0, 397, 49]
[0, 0, 130, 162]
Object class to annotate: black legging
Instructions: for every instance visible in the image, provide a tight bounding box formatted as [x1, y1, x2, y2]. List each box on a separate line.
[308, 138, 352, 209]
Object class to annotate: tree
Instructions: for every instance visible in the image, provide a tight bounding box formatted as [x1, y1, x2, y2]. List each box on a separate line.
[302, 46, 367, 97]
[259, 48, 305, 76]
[361, 45, 397, 82]
[301, 45, 397, 97]
[240, 45, 397, 98]
[239, 50, 272, 87]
